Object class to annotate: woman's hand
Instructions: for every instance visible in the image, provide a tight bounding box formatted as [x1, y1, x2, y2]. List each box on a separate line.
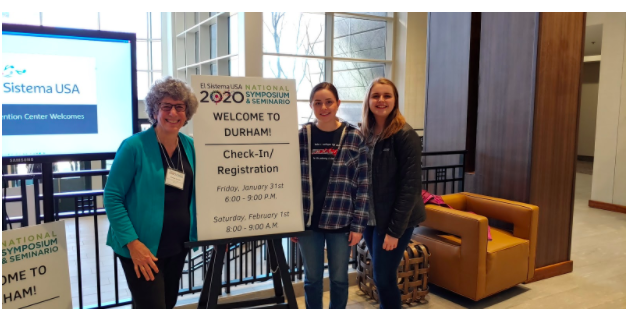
[127, 240, 159, 281]
[382, 234, 399, 251]
[348, 232, 362, 246]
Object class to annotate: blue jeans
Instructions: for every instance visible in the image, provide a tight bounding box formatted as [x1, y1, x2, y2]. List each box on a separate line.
[298, 230, 350, 309]
[363, 226, 414, 309]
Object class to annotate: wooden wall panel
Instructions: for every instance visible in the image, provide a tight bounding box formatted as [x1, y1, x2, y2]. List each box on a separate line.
[530, 12, 585, 268]
[474, 13, 539, 202]
[424, 12, 585, 278]
[424, 13, 472, 153]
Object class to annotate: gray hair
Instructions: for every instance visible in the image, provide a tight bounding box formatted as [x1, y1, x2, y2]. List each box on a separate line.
[144, 76, 199, 126]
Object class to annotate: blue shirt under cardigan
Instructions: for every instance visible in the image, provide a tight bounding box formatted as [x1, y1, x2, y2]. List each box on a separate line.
[104, 126, 198, 259]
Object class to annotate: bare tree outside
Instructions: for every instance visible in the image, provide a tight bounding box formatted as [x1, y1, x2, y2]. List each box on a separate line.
[263, 13, 325, 95]
[332, 16, 386, 101]
[262, 12, 389, 125]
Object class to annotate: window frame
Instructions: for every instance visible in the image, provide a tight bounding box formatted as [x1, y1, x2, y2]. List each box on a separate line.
[172, 12, 238, 82]
[262, 12, 394, 126]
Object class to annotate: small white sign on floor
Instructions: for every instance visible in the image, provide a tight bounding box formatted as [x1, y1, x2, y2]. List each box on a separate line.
[191, 75, 304, 241]
[2, 221, 72, 309]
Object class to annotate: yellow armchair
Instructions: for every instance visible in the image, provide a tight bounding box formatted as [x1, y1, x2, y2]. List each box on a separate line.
[413, 192, 539, 301]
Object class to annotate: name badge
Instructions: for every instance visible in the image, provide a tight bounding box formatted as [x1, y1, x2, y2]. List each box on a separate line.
[165, 168, 185, 190]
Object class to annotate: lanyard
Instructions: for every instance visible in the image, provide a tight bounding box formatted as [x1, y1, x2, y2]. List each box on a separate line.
[155, 132, 184, 175]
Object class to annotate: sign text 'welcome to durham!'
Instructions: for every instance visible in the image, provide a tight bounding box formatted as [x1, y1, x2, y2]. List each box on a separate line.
[192, 75, 304, 241]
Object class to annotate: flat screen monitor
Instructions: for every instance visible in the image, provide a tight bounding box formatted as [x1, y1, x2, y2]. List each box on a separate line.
[2, 24, 138, 164]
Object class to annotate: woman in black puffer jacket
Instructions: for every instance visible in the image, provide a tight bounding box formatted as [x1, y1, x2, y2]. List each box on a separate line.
[360, 77, 425, 309]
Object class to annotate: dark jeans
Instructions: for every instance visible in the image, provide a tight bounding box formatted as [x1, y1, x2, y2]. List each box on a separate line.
[117, 251, 187, 309]
[363, 226, 414, 309]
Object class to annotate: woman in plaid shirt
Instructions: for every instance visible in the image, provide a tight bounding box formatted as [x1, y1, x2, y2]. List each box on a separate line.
[291, 82, 369, 309]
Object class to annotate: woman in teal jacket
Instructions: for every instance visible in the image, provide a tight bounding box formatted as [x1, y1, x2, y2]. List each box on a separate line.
[104, 76, 198, 309]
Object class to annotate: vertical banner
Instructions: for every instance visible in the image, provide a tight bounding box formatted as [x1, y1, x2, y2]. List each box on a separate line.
[2, 221, 72, 309]
[191, 75, 304, 241]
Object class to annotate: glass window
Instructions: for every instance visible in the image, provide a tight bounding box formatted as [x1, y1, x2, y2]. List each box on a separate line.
[16, 164, 30, 175]
[263, 12, 391, 125]
[347, 12, 390, 17]
[263, 55, 325, 101]
[297, 102, 314, 125]
[152, 71, 162, 84]
[42, 12, 99, 30]
[229, 56, 240, 77]
[229, 14, 238, 54]
[55, 162, 76, 173]
[151, 12, 161, 39]
[336, 103, 363, 125]
[137, 71, 149, 100]
[2, 12, 40, 25]
[333, 61, 385, 101]
[210, 24, 218, 59]
[194, 32, 200, 63]
[334, 16, 386, 60]
[263, 12, 326, 56]
[100, 12, 148, 38]
[152, 41, 162, 71]
[99, 12, 158, 100]
[297, 101, 362, 126]
[137, 41, 149, 70]
[175, 12, 241, 87]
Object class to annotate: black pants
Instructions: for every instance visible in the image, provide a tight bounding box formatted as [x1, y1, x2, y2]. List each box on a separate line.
[117, 251, 187, 309]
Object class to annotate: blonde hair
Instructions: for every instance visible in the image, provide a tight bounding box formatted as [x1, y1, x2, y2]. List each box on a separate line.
[360, 78, 406, 140]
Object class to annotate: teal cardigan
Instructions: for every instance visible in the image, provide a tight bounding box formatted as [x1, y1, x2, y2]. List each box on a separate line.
[104, 126, 197, 258]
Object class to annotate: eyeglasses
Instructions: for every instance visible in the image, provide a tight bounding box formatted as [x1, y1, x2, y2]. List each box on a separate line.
[160, 103, 186, 112]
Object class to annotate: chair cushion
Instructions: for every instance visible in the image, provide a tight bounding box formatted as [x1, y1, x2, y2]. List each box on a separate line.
[413, 226, 530, 299]
[484, 228, 529, 297]
[413, 227, 528, 253]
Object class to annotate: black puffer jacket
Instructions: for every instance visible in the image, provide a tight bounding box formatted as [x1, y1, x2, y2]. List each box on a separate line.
[370, 123, 425, 238]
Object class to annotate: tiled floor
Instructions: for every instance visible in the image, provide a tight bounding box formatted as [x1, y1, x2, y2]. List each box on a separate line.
[296, 171, 626, 308]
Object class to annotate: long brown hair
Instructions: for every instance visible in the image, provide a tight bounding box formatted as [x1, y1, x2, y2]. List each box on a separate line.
[361, 78, 406, 140]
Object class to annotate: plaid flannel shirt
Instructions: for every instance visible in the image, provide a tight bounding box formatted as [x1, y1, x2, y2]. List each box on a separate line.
[299, 121, 370, 233]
